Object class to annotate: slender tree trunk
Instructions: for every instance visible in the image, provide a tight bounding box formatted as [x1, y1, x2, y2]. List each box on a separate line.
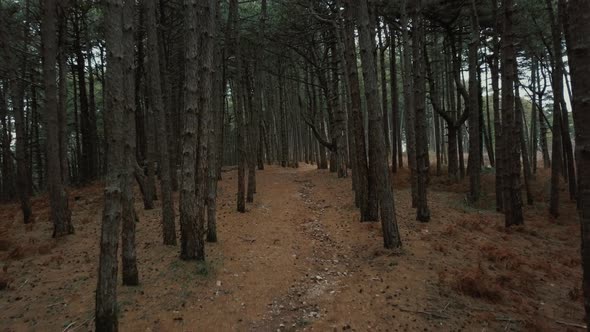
[401, 0, 417, 207]
[378, 24, 390, 159]
[146, 0, 176, 246]
[530, 59, 538, 174]
[57, 3, 69, 185]
[467, 0, 481, 203]
[356, 0, 401, 248]
[515, 79, 533, 205]
[228, 0, 246, 212]
[73, 8, 96, 182]
[194, 0, 215, 259]
[42, 0, 74, 238]
[0, 86, 15, 201]
[547, 0, 565, 217]
[331, 40, 347, 178]
[13, 0, 32, 223]
[246, 63, 257, 202]
[412, 4, 430, 222]
[389, 27, 399, 172]
[207, 0, 223, 243]
[536, 64, 551, 169]
[343, 1, 376, 221]
[501, 0, 523, 227]
[556, 2, 577, 201]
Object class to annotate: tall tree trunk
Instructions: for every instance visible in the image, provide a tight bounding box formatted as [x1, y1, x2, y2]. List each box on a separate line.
[85, 18, 98, 178]
[146, 0, 176, 246]
[194, 0, 215, 259]
[331, 40, 347, 178]
[343, 1, 376, 221]
[95, 0, 126, 328]
[228, 0, 246, 212]
[501, 0, 523, 227]
[356, 0, 401, 248]
[487, 37, 503, 210]
[530, 58, 538, 174]
[121, 0, 139, 286]
[535, 63, 551, 169]
[401, 0, 418, 207]
[389, 26, 399, 172]
[412, 3, 430, 222]
[0, 86, 15, 201]
[378, 23, 390, 159]
[556, 1, 577, 201]
[467, 0, 481, 203]
[547, 0, 565, 217]
[180, 0, 214, 260]
[246, 64, 257, 202]
[515, 78, 533, 205]
[57, 2, 69, 185]
[42, 0, 74, 238]
[207, 0, 224, 243]
[564, 0, 590, 325]
[13, 0, 32, 223]
[73, 8, 96, 182]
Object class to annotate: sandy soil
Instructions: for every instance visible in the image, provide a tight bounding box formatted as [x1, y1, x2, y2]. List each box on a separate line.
[0, 164, 584, 331]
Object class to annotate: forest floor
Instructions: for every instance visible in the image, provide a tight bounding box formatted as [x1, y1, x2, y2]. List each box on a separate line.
[0, 163, 584, 331]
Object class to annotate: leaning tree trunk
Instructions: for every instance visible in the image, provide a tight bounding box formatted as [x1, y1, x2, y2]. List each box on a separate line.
[356, 0, 401, 248]
[41, 0, 73, 238]
[564, 0, 590, 325]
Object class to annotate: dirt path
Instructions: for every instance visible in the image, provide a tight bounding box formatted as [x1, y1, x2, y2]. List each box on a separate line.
[0, 164, 584, 331]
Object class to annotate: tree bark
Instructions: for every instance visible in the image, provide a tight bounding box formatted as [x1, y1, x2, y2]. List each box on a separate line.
[501, 0, 523, 227]
[121, 0, 139, 286]
[401, 0, 417, 207]
[228, 0, 246, 212]
[343, 0, 376, 221]
[180, 0, 214, 260]
[42, 0, 74, 238]
[467, 0, 481, 203]
[389, 26, 400, 172]
[378, 23, 390, 159]
[412, 3, 430, 222]
[207, 0, 223, 243]
[564, 0, 590, 325]
[95, 0, 125, 329]
[146, 0, 176, 245]
[356, 0, 401, 248]
[13, 0, 32, 223]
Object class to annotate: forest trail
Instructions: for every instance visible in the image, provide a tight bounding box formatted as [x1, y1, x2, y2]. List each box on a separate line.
[0, 164, 585, 331]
